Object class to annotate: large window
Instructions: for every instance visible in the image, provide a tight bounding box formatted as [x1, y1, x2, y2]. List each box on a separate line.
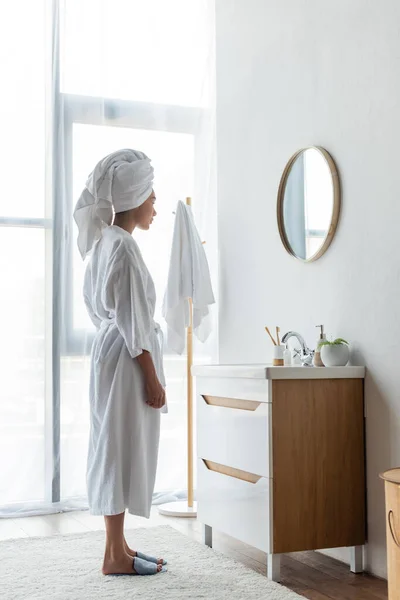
[0, 0, 215, 514]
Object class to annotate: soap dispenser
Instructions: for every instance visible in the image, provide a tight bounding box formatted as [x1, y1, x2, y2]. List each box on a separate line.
[313, 325, 326, 367]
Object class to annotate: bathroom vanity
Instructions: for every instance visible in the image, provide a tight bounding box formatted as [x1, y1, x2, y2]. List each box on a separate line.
[192, 364, 366, 581]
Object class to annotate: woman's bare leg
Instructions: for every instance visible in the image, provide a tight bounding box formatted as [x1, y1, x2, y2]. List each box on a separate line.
[102, 512, 135, 575]
[102, 512, 163, 575]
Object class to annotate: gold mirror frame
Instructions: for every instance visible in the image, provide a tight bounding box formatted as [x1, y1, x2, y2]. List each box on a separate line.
[277, 146, 341, 263]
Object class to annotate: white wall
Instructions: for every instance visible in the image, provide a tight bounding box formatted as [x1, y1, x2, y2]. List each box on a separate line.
[216, 0, 400, 578]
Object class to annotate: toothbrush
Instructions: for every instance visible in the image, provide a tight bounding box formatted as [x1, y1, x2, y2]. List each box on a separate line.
[265, 327, 277, 346]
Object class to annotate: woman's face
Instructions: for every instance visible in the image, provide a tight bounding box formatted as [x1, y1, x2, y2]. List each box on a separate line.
[136, 190, 157, 230]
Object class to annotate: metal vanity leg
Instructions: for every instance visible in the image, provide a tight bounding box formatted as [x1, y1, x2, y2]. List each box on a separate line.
[202, 524, 213, 548]
[267, 553, 281, 582]
[350, 546, 363, 573]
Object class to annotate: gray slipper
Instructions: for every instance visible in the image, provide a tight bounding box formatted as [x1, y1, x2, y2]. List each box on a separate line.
[133, 557, 167, 575]
[108, 557, 167, 576]
[136, 551, 167, 566]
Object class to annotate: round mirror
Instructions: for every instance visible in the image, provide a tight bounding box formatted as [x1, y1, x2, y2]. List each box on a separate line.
[277, 147, 341, 262]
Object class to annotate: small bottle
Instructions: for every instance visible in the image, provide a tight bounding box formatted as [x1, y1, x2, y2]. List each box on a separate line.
[313, 324, 326, 367]
[291, 350, 302, 366]
[283, 344, 291, 366]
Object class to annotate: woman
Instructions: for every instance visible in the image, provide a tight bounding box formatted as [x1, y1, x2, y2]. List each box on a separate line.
[74, 149, 167, 576]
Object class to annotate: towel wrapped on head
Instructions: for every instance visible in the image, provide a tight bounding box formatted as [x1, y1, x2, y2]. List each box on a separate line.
[73, 148, 154, 259]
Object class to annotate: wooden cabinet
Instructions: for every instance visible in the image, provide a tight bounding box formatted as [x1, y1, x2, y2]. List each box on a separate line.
[381, 469, 400, 599]
[193, 365, 366, 581]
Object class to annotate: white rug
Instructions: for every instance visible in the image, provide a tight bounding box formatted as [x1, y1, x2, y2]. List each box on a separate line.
[0, 525, 303, 600]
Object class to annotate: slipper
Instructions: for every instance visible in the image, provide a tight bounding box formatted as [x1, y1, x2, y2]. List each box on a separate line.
[108, 557, 167, 576]
[134, 556, 168, 575]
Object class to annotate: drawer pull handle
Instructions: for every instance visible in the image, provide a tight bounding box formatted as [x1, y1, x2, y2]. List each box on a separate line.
[388, 510, 400, 548]
[202, 395, 261, 411]
[202, 459, 261, 484]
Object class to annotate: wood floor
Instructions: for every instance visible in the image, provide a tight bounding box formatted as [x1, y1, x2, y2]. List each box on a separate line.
[0, 509, 387, 599]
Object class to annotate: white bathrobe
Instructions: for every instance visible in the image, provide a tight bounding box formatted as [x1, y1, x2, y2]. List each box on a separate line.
[84, 225, 165, 517]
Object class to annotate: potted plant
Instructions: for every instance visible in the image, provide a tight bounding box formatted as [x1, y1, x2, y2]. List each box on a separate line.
[319, 338, 349, 367]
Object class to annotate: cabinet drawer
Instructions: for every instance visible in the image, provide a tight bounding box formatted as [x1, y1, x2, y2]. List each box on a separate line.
[197, 458, 272, 553]
[197, 394, 271, 477]
[196, 376, 269, 403]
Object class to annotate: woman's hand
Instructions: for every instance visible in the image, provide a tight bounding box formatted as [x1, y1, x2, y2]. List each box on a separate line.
[145, 377, 166, 409]
[136, 350, 166, 409]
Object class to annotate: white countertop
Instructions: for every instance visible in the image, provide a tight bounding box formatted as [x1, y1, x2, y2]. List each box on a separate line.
[191, 364, 365, 380]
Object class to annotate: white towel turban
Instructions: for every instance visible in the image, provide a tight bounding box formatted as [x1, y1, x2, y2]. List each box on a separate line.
[73, 149, 154, 259]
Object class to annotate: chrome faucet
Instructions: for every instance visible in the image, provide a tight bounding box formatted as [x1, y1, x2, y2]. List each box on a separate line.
[281, 331, 314, 366]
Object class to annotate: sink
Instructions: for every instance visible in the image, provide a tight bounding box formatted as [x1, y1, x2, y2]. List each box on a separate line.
[191, 364, 365, 380]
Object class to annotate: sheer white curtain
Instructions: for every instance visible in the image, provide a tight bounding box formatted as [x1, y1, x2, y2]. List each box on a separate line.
[0, 0, 217, 517]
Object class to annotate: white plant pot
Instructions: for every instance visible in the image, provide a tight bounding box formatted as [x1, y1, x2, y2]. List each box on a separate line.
[320, 344, 350, 367]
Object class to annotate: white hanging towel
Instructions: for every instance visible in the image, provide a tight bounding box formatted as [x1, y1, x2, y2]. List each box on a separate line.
[162, 200, 215, 354]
